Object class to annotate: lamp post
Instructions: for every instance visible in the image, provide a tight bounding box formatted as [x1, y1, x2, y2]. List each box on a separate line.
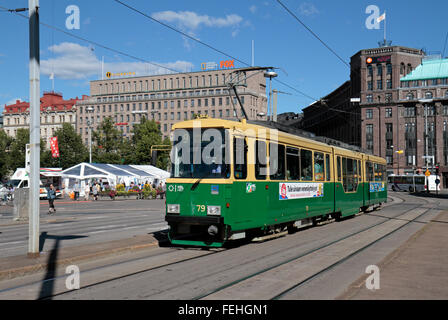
[85, 106, 94, 163]
[419, 98, 433, 193]
[264, 71, 278, 121]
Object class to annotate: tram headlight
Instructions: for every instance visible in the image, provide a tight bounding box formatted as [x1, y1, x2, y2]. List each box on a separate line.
[207, 205, 221, 216]
[167, 204, 180, 214]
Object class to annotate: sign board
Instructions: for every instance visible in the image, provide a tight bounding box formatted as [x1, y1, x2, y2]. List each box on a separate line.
[425, 170, 431, 177]
[366, 55, 391, 64]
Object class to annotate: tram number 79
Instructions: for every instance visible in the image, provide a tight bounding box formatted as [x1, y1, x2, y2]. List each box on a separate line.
[196, 205, 206, 213]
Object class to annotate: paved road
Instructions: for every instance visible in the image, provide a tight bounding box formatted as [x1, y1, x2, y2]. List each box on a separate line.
[0, 198, 167, 258]
[1, 192, 446, 300]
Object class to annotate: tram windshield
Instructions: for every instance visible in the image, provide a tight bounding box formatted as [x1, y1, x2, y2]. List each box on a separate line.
[171, 128, 231, 179]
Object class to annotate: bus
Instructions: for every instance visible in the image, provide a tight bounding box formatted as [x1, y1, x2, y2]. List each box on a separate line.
[387, 174, 441, 192]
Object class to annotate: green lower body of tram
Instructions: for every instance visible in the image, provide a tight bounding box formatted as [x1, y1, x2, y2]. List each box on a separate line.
[165, 181, 387, 247]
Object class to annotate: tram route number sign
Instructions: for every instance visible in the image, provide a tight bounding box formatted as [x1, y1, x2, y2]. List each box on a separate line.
[425, 170, 431, 177]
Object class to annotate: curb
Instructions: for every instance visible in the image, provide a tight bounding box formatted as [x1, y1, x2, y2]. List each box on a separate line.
[0, 236, 160, 281]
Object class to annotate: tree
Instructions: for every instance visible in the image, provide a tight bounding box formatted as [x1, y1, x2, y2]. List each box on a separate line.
[0, 130, 13, 181]
[7, 128, 47, 173]
[41, 123, 88, 168]
[92, 117, 125, 164]
[130, 119, 171, 169]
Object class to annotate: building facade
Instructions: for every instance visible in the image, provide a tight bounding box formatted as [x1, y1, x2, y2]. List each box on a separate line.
[2, 91, 83, 147]
[302, 45, 440, 178]
[75, 67, 268, 144]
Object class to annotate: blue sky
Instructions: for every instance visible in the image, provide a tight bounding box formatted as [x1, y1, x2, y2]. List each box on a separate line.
[1, 0, 447, 115]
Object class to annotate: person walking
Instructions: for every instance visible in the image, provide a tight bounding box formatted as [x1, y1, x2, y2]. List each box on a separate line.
[84, 183, 90, 201]
[93, 182, 98, 201]
[47, 184, 56, 214]
[74, 181, 80, 201]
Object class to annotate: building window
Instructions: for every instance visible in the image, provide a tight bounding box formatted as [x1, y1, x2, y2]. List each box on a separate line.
[367, 81, 373, 91]
[377, 64, 382, 76]
[366, 94, 373, 103]
[386, 79, 392, 89]
[366, 124, 374, 152]
[406, 92, 414, 100]
[366, 109, 373, 119]
[367, 65, 373, 76]
[404, 106, 416, 117]
[425, 91, 433, 99]
[385, 108, 392, 118]
[377, 80, 383, 90]
[385, 93, 392, 103]
[386, 63, 392, 75]
[432, 79, 438, 86]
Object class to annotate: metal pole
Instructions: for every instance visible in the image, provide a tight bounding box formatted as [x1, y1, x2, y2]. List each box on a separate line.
[273, 89, 278, 122]
[89, 124, 92, 163]
[28, 0, 40, 257]
[425, 103, 429, 193]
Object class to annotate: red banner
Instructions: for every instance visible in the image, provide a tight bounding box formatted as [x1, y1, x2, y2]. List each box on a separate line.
[50, 136, 60, 158]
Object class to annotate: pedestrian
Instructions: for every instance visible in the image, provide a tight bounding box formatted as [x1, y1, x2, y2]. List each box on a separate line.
[47, 184, 56, 214]
[74, 181, 80, 201]
[84, 183, 90, 201]
[93, 182, 98, 201]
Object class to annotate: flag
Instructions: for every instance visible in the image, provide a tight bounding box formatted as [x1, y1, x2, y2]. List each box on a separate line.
[377, 12, 386, 23]
[49, 73, 54, 80]
[50, 136, 60, 158]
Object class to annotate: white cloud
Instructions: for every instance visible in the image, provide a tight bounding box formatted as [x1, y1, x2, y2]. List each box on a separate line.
[41, 42, 194, 80]
[249, 5, 257, 14]
[299, 2, 319, 16]
[151, 11, 243, 30]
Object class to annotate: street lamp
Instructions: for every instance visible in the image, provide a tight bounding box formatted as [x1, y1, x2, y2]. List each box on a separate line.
[418, 98, 433, 192]
[264, 71, 278, 121]
[85, 106, 94, 163]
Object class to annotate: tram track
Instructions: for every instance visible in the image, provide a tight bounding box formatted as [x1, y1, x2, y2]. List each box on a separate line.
[0, 193, 435, 300]
[195, 195, 438, 300]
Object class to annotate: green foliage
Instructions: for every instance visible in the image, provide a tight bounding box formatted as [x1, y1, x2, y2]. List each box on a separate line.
[92, 117, 127, 164]
[41, 123, 88, 169]
[0, 130, 13, 180]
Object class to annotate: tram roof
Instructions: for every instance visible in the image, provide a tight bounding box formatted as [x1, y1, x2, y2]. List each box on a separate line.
[172, 118, 383, 162]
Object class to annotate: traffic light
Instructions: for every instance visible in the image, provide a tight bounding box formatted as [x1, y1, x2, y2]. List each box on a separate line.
[435, 164, 440, 175]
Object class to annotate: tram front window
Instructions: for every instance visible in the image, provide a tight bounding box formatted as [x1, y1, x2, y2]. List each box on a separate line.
[171, 128, 230, 178]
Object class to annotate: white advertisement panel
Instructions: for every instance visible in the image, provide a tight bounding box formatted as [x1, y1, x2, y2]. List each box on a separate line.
[279, 182, 324, 200]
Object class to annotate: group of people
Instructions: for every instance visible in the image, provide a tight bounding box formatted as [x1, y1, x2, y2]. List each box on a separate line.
[84, 182, 102, 201]
[0, 184, 14, 204]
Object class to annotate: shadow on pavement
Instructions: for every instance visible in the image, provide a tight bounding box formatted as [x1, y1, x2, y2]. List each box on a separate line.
[37, 232, 88, 300]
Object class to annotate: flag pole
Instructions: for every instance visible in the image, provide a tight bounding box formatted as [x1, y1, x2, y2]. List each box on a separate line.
[384, 10, 386, 45]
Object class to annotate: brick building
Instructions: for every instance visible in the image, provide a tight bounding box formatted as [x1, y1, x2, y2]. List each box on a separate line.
[2, 91, 85, 147]
[75, 66, 268, 144]
[302, 45, 443, 179]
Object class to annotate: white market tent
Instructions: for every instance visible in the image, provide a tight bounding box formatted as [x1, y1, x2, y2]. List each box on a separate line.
[61, 162, 168, 195]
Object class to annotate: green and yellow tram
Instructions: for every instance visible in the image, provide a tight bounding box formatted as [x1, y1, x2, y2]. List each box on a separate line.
[165, 118, 387, 247]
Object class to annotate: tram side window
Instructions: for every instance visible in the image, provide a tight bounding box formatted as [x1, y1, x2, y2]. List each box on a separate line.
[314, 152, 325, 181]
[269, 143, 285, 180]
[366, 162, 374, 181]
[342, 157, 357, 192]
[326, 154, 331, 181]
[337, 156, 342, 181]
[234, 138, 247, 179]
[374, 163, 382, 181]
[286, 147, 300, 180]
[300, 149, 313, 181]
[255, 140, 267, 180]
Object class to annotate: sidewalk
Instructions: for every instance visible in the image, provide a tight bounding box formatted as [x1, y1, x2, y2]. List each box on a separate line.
[0, 233, 163, 281]
[339, 209, 448, 299]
